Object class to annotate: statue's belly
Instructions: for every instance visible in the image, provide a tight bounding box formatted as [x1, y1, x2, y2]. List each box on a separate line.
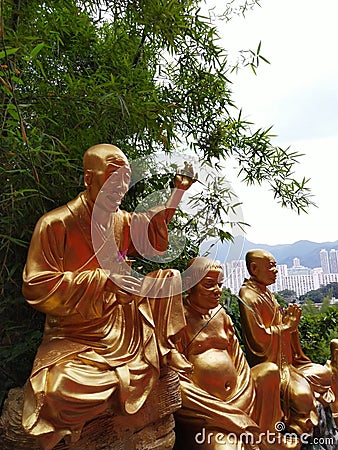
[189, 349, 238, 400]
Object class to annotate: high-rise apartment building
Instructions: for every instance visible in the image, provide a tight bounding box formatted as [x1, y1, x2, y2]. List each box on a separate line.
[329, 249, 338, 273]
[320, 249, 330, 274]
[223, 259, 248, 295]
[272, 264, 288, 293]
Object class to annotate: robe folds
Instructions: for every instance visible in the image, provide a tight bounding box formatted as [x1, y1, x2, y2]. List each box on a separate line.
[22, 192, 186, 443]
[174, 300, 283, 449]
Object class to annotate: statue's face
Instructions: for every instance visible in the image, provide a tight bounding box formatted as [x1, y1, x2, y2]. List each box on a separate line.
[252, 254, 277, 286]
[89, 158, 131, 211]
[98, 162, 131, 211]
[189, 269, 224, 313]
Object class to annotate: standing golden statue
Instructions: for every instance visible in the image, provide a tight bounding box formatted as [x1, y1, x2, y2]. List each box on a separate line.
[174, 257, 300, 450]
[239, 249, 334, 435]
[21, 144, 195, 449]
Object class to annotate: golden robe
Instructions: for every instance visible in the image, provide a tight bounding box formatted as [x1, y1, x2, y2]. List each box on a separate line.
[174, 299, 283, 449]
[22, 192, 185, 445]
[327, 339, 338, 426]
[239, 278, 333, 434]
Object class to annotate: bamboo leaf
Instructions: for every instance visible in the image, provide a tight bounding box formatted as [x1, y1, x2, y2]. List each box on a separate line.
[29, 43, 45, 58]
[0, 47, 19, 59]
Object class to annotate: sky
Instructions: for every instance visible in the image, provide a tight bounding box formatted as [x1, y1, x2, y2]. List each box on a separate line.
[209, 0, 338, 245]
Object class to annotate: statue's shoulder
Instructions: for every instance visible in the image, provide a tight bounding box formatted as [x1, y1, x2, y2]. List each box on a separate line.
[34, 193, 84, 232]
[239, 279, 253, 297]
[239, 280, 265, 311]
[33, 204, 68, 231]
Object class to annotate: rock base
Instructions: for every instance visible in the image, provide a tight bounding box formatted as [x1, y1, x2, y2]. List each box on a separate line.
[0, 368, 180, 450]
[300, 404, 338, 450]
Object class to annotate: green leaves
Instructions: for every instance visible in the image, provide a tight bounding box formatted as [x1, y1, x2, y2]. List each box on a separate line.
[0, 47, 19, 59]
[29, 42, 45, 59]
[298, 306, 338, 364]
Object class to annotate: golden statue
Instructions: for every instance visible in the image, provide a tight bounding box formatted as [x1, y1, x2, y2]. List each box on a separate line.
[174, 257, 300, 450]
[239, 249, 334, 436]
[21, 144, 195, 449]
[327, 339, 338, 426]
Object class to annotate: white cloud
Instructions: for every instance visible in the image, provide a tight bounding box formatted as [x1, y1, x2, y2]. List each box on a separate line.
[228, 136, 338, 245]
[209, 0, 338, 244]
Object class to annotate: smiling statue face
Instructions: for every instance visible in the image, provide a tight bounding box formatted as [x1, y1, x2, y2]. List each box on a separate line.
[189, 269, 224, 313]
[95, 160, 131, 212]
[84, 144, 131, 212]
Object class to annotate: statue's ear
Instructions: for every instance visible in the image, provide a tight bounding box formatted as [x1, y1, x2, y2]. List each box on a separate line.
[250, 261, 258, 275]
[84, 169, 93, 187]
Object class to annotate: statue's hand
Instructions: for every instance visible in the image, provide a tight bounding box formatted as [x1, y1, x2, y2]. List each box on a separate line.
[173, 163, 198, 191]
[106, 274, 142, 304]
[282, 304, 301, 331]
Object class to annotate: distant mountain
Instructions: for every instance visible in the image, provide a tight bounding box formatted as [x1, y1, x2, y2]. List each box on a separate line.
[201, 237, 338, 268]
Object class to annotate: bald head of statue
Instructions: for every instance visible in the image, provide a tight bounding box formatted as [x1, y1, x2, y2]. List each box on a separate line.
[83, 144, 129, 173]
[245, 249, 278, 287]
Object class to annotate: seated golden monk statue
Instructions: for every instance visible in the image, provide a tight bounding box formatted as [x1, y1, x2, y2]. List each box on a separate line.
[326, 339, 338, 427]
[174, 257, 300, 450]
[21, 143, 194, 449]
[239, 249, 334, 436]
